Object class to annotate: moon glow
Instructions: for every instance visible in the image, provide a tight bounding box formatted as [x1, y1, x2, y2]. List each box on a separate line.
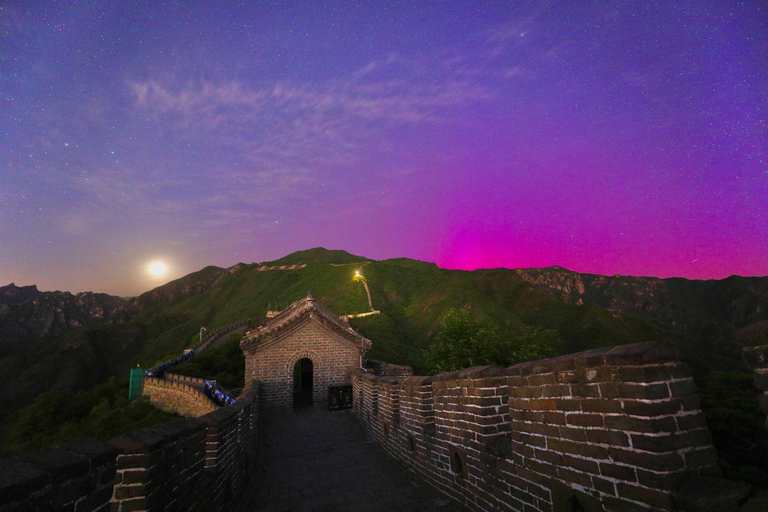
[148, 261, 168, 276]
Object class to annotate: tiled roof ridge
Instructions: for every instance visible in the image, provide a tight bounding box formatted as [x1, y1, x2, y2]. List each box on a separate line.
[242, 293, 371, 349]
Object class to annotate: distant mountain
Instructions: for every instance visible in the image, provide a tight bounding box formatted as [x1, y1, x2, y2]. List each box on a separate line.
[0, 283, 125, 342]
[513, 267, 768, 363]
[2, 247, 766, 414]
[264, 247, 370, 266]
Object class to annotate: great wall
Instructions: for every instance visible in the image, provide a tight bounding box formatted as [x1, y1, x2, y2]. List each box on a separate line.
[2, 297, 768, 511]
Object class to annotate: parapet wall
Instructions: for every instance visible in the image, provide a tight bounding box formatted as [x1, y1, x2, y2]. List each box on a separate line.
[0, 383, 261, 512]
[142, 373, 218, 417]
[353, 342, 721, 512]
[735, 321, 768, 429]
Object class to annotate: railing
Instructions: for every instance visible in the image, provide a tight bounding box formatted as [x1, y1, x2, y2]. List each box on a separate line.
[204, 380, 237, 406]
[147, 318, 253, 376]
[148, 350, 194, 377]
[194, 318, 253, 352]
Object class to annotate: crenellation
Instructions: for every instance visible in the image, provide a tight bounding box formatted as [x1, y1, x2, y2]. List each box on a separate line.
[3, 297, 761, 512]
[354, 342, 731, 512]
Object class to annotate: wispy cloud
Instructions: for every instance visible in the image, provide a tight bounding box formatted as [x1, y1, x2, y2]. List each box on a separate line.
[120, 51, 502, 239]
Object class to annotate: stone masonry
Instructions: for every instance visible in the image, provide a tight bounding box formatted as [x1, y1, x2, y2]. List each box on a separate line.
[4, 302, 765, 511]
[241, 292, 371, 411]
[142, 373, 219, 417]
[354, 342, 723, 512]
[736, 321, 768, 429]
[0, 383, 260, 512]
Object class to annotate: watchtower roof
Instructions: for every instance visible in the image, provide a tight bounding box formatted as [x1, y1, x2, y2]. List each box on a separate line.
[241, 292, 372, 352]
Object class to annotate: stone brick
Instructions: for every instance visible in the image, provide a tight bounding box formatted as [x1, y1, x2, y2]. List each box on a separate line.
[604, 415, 677, 433]
[559, 426, 587, 442]
[561, 454, 599, 475]
[617, 363, 690, 383]
[603, 342, 682, 366]
[621, 399, 682, 417]
[609, 447, 684, 472]
[529, 398, 558, 410]
[616, 482, 675, 510]
[570, 384, 601, 398]
[592, 475, 617, 496]
[599, 462, 637, 482]
[584, 429, 629, 447]
[547, 438, 608, 460]
[565, 413, 604, 428]
[580, 398, 622, 414]
[669, 379, 698, 397]
[630, 429, 712, 453]
[554, 398, 581, 411]
[599, 382, 670, 400]
[636, 468, 687, 490]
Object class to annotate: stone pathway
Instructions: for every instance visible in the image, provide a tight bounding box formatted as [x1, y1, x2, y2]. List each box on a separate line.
[236, 408, 466, 512]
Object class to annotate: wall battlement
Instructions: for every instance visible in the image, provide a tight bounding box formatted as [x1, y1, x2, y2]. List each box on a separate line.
[142, 373, 219, 417]
[3, 340, 762, 511]
[353, 342, 726, 512]
[0, 383, 261, 512]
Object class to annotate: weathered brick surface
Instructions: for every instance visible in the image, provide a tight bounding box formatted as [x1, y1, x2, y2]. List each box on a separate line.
[735, 321, 768, 430]
[141, 374, 219, 417]
[243, 315, 364, 411]
[0, 437, 118, 512]
[109, 382, 260, 512]
[354, 342, 723, 512]
[0, 383, 261, 512]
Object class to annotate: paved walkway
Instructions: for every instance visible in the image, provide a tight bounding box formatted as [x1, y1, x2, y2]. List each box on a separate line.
[236, 408, 466, 512]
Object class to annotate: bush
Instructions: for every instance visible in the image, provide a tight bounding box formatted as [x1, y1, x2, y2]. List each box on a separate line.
[423, 308, 562, 374]
[0, 376, 178, 456]
[172, 333, 245, 390]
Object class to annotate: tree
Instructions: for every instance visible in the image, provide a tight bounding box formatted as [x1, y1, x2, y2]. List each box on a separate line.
[423, 308, 563, 374]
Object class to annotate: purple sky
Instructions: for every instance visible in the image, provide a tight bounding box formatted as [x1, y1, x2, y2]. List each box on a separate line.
[2, 1, 767, 296]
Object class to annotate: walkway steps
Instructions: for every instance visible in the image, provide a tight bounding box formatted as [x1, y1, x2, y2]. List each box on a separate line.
[237, 408, 466, 512]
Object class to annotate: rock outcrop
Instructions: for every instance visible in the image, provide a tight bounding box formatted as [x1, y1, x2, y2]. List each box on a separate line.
[0, 283, 125, 342]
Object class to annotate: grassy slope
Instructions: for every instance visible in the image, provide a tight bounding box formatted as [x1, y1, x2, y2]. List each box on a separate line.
[0, 248, 739, 411]
[2, 247, 764, 478]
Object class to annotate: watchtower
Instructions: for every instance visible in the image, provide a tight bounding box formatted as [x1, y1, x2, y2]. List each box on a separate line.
[241, 292, 372, 410]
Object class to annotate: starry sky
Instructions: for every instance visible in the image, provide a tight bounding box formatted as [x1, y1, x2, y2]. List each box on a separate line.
[2, 1, 767, 297]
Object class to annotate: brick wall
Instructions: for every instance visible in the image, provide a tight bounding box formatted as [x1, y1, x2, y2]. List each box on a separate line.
[0, 383, 261, 512]
[244, 315, 362, 411]
[363, 358, 414, 377]
[0, 438, 117, 512]
[142, 374, 219, 417]
[735, 321, 768, 429]
[354, 342, 722, 512]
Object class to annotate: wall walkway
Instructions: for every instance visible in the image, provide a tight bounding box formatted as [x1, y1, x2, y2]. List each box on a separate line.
[235, 408, 465, 511]
[142, 373, 219, 417]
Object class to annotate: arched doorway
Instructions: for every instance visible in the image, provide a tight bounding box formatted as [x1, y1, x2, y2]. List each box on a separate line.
[565, 496, 586, 512]
[293, 358, 313, 408]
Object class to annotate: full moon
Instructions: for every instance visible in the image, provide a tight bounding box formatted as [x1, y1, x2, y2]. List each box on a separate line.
[148, 261, 168, 276]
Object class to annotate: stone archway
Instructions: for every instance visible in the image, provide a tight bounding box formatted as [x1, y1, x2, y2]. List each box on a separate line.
[293, 358, 313, 408]
[287, 351, 320, 408]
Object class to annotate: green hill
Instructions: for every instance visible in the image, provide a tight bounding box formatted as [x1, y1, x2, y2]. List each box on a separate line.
[4, 247, 767, 415]
[2, 247, 768, 479]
